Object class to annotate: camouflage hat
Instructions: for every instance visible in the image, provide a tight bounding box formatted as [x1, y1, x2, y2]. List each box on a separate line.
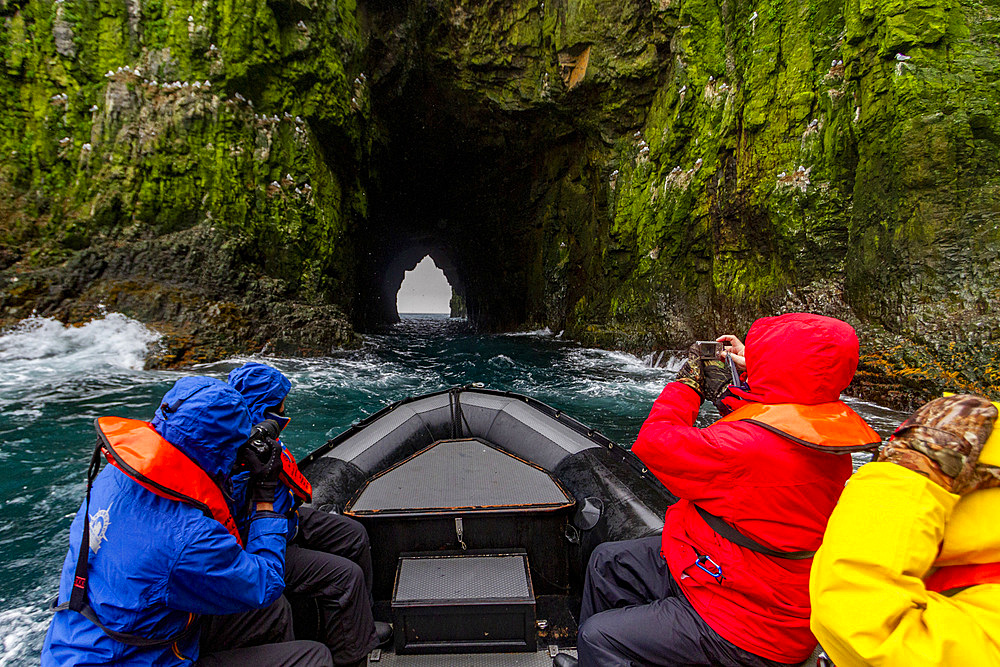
[881, 394, 1000, 494]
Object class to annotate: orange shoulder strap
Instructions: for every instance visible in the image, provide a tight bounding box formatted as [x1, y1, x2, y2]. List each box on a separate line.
[97, 417, 243, 546]
[718, 402, 882, 453]
[280, 448, 312, 503]
[926, 561, 1000, 595]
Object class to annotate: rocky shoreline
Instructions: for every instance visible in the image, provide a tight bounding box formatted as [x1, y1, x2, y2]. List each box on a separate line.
[0, 226, 358, 370]
[3, 247, 986, 412]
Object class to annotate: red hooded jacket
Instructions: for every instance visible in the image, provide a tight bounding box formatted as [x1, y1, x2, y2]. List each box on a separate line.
[632, 313, 878, 663]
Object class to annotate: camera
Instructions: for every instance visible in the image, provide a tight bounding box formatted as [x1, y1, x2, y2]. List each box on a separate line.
[241, 419, 281, 461]
[696, 341, 722, 360]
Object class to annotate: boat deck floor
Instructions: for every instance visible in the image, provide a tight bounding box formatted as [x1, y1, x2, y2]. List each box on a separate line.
[369, 596, 823, 667]
[369, 648, 576, 666]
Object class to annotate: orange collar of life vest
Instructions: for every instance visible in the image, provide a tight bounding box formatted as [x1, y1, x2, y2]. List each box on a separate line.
[280, 448, 312, 504]
[96, 416, 243, 547]
[926, 561, 1000, 595]
[717, 401, 882, 453]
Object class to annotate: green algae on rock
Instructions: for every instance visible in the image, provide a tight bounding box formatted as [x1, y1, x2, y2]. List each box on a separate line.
[1, 0, 366, 360]
[2, 0, 999, 408]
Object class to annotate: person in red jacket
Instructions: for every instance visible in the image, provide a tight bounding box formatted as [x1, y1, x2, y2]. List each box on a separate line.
[554, 313, 881, 667]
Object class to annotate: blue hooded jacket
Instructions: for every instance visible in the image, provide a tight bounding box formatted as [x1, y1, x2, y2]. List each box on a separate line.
[42, 376, 289, 667]
[226, 363, 299, 540]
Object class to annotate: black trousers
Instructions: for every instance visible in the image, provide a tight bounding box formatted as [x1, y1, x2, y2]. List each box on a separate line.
[284, 506, 377, 666]
[578, 537, 796, 667]
[197, 596, 332, 666]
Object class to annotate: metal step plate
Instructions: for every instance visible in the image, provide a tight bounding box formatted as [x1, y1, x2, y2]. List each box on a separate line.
[395, 553, 532, 603]
[392, 552, 536, 654]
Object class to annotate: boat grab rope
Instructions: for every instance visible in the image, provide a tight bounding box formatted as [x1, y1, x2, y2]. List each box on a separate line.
[448, 388, 472, 439]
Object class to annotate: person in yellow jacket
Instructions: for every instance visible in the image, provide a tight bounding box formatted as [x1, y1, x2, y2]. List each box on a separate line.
[810, 393, 1000, 666]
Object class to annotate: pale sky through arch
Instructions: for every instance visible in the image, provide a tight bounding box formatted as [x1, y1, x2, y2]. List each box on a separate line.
[396, 255, 452, 314]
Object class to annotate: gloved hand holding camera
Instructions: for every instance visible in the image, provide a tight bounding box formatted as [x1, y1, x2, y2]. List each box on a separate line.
[676, 342, 732, 407]
[239, 419, 283, 505]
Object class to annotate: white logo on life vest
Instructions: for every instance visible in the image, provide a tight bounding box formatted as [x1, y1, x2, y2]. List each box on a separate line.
[88, 503, 112, 554]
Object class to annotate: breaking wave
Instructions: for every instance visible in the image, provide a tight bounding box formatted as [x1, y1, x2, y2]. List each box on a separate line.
[0, 313, 160, 372]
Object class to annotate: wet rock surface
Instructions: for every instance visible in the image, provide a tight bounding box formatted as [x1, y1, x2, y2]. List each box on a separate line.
[2, 0, 999, 405]
[0, 226, 357, 368]
[638, 279, 999, 412]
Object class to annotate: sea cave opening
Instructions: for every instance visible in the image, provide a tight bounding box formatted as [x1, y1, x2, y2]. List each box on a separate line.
[396, 255, 460, 317]
[353, 71, 557, 332]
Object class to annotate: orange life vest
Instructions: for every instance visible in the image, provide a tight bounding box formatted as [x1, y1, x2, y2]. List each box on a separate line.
[280, 448, 312, 504]
[96, 417, 242, 546]
[718, 401, 882, 453]
[925, 561, 1000, 594]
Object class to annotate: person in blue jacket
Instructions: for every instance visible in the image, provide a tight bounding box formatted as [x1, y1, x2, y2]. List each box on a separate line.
[227, 363, 389, 667]
[42, 376, 332, 666]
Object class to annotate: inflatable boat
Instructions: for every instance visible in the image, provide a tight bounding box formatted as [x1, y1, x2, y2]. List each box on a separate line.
[298, 386, 676, 665]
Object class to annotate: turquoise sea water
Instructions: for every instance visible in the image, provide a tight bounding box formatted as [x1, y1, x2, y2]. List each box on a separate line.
[0, 313, 906, 664]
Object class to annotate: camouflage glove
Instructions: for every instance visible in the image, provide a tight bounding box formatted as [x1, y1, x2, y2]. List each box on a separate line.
[675, 343, 731, 403]
[674, 344, 705, 397]
[879, 394, 1000, 495]
[702, 360, 731, 407]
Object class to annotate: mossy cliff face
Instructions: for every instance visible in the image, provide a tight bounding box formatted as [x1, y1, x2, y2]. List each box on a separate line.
[2, 0, 998, 407]
[592, 0, 1000, 409]
[0, 0, 365, 362]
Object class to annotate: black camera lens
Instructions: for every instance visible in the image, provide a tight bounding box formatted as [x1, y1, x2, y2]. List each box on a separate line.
[250, 419, 281, 441]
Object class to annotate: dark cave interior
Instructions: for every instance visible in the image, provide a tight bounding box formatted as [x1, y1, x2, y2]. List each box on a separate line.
[356, 70, 556, 331]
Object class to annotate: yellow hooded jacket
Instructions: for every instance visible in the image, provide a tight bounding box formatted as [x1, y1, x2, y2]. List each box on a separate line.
[809, 462, 1000, 666]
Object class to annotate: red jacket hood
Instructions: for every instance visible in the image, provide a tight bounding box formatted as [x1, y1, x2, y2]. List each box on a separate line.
[729, 313, 859, 405]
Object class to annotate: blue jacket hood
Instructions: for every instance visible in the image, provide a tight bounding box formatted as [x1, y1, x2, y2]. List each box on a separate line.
[150, 376, 251, 479]
[227, 363, 291, 424]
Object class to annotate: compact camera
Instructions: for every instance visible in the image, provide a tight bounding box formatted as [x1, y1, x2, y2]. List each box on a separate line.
[696, 340, 722, 360]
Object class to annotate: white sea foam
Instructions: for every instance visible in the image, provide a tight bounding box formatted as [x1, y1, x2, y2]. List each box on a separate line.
[842, 395, 904, 438]
[504, 327, 553, 337]
[487, 354, 517, 368]
[203, 354, 437, 396]
[0, 315, 162, 410]
[0, 314, 160, 368]
[563, 346, 672, 381]
[0, 605, 50, 667]
[641, 348, 689, 373]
